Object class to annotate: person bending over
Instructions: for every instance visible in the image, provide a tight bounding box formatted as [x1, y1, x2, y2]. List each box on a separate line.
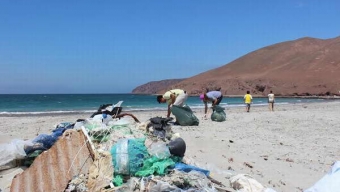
[157, 89, 188, 117]
[200, 90, 223, 118]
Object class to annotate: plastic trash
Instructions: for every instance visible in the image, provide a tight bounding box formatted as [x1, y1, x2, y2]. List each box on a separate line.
[147, 117, 173, 139]
[92, 114, 113, 124]
[32, 134, 58, 149]
[174, 163, 210, 176]
[168, 137, 186, 157]
[74, 121, 84, 129]
[84, 118, 107, 131]
[111, 138, 149, 175]
[148, 142, 171, 159]
[55, 122, 74, 129]
[0, 139, 32, 170]
[148, 180, 182, 192]
[171, 105, 199, 126]
[111, 118, 130, 126]
[305, 161, 340, 192]
[230, 174, 265, 192]
[187, 170, 216, 191]
[211, 105, 226, 122]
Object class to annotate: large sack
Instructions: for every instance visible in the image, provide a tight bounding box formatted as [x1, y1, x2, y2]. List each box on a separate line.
[171, 105, 199, 126]
[211, 105, 226, 122]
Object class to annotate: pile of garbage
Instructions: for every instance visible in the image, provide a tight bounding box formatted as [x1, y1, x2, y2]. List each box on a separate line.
[1, 102, 279, 192]
[64, 114, 221, 191]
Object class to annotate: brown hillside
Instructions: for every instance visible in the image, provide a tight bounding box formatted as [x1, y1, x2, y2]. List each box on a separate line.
[159, 36, 340, 96]
[132, 79, 186, 94]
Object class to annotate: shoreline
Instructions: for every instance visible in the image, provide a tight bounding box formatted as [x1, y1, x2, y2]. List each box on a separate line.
[1, 99, 339, 117]
[137, 93, 340, 98]
[1, 101, 340, 191]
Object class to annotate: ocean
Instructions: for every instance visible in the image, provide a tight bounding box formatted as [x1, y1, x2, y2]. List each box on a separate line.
[0, 94, 328, 115]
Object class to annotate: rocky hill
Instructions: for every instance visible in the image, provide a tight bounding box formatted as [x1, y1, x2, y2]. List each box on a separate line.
[132, 79, 186, 94]
[133, 36, 340, 96]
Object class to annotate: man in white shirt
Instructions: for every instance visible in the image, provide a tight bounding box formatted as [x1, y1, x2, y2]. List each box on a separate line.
[157, 89, 188, 117]
[268, 90, 275, 111]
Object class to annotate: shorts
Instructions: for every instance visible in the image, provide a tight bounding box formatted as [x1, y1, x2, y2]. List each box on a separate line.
[216, 95, 223, 105]
[246, 103, 251, 107]
[173, 92, 188, 106]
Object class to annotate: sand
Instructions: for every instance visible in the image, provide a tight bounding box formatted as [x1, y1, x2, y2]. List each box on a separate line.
[1, 101, 340, 191]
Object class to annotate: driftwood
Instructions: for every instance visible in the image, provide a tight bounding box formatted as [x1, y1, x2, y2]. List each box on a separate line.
[113, 113, 140, 123]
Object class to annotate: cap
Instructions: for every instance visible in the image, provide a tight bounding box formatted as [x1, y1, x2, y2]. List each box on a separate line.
[199, 94, 204, 100]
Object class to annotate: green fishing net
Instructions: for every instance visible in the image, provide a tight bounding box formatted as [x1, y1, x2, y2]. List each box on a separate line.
[111, 138, 149, 175]
[135, 156, 176, 177]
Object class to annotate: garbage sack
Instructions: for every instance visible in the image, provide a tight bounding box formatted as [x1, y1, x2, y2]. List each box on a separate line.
[148, 142, 171, 159]
[0, 139, 32, 170]
[174, 163, 210, 176]
[211, 105, 226, 122]
[305, 161, 340, 192]
[171, 105, 199, 126]
[168, 137, 186, 157]
[111, 138, 149, 175]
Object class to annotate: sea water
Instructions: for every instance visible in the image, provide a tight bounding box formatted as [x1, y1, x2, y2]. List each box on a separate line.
[0, 94, 328, 115]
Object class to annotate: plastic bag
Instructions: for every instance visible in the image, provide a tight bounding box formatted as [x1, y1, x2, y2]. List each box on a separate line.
[92, 114, 113, 125]
[148, 142, 171, 159]
[84, 118, 107, 131]
[0, 139, 32, 169]
[171, 105, 199, 126]
[305, 161, 340, 192]
[211, 105, 226, 122]
[174, 163, 210, 176]
[32, 134, 58, 149]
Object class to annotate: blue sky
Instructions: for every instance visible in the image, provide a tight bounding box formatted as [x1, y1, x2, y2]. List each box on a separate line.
[0, 0, 339, 93]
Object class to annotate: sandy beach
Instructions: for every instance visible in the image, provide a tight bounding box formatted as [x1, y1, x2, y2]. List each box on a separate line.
[1, 101, 340, 191]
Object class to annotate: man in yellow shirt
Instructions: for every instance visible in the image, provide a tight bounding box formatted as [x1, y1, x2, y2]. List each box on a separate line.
[157, 89, 188, 117]
[244, 91, 252, 112]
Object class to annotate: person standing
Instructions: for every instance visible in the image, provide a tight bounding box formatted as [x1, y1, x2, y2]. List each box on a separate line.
[200, 90, 223, 118]
[268, 90, 275, 111]
[157, 89, 188, 117]
[244, 91, 252, 112]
